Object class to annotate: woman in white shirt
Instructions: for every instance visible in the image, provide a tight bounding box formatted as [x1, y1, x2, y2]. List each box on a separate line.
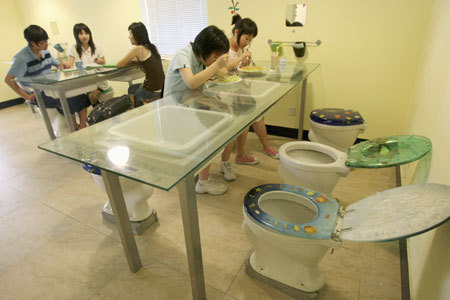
[68, 23, 107, 105]
[222, 14, 280, 165]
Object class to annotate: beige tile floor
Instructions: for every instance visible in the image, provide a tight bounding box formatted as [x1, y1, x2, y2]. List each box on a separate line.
[0, 104, 401, 300]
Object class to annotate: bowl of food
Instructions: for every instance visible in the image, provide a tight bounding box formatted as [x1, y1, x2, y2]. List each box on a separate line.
[212, 75, 242, 85]
[238, 65, 267, 75]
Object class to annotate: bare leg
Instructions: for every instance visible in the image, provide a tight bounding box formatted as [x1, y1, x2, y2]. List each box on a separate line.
[252, 119, 270, 149]
[129, 94, 136, 108]
[235, 128, 250, 158]
[222, 140, 236, 162]
[71, 114, 79, 130]
[199, 165, 211, 181]
[253, 118, 279, 158]
[78, 108, 88, 129]
[234, 127, 259, 164]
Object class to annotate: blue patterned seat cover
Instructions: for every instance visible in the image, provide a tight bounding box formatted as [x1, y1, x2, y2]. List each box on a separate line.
[310, 108, 364, 126]
[244, 184, 340, 239]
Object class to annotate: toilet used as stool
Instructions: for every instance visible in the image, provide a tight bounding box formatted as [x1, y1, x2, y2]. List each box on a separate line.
[279, 135, 433, 195]
[98, 86, 114, 102]
[82, 164, 158, 235]
[308, 108, 367, 152]
[243, 183, 450, 296]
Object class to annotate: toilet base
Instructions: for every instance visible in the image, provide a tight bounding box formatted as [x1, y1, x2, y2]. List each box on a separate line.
[102, 210, 158, 235]
[245, 252, 319, 299]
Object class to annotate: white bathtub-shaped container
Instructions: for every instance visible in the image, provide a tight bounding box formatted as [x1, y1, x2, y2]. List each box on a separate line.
[109, 105, 232, 153]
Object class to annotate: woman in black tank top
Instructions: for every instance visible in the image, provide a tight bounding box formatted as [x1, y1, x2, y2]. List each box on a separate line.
[117, 22, 165, 107]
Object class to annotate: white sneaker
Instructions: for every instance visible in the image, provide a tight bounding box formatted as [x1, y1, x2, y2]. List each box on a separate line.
[195, 180, 227, 195]
[220, 161, 236, 181]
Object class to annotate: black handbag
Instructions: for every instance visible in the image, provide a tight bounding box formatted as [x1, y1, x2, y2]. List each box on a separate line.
[87, 95, 132, 125]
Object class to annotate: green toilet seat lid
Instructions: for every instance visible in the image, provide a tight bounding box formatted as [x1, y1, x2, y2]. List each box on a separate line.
[346, 135, 432, 168]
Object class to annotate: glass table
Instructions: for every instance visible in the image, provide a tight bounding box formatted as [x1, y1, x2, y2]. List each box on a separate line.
[14, 66, 145, 139]
[38, 62, 319, 300]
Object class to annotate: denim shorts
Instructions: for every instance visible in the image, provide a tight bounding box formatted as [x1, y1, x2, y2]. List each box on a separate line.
[39, 92, 90, 114]
[128, 84, 161, 107]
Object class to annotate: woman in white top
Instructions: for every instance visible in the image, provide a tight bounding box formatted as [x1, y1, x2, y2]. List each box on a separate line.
[222, 14, 280, 166]
[68, 23, 107, 104]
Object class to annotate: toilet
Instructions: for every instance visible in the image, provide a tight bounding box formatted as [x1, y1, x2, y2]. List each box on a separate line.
[279, 135, 433, 195]
[308, 108, 367, 152]
[98, 86, 114, 103]
[243, 183, 450, 294]
[278, 141, 349, 195]
[243, 184, 341, 292]
[82, 164, 158, 234]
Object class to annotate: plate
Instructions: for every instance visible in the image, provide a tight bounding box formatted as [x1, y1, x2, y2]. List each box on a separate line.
[212, 75, 242, 85]
[238, 65, 267, 74]
[62, 68, 78, 72]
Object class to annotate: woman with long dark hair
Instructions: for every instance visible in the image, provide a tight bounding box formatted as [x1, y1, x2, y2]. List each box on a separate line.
[117, 22, 165, 107]
[68, 23, 107, 105]
[68, 23, 105, 67]
[222, 14, 279, 165]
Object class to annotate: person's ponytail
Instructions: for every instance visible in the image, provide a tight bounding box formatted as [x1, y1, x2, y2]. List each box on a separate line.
[231, 14, 242, 25]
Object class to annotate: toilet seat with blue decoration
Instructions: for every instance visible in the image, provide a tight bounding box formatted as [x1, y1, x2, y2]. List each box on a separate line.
[244, 183, 450, 243]
[244, 184, 340, 240]
[310, 108, 364, 126]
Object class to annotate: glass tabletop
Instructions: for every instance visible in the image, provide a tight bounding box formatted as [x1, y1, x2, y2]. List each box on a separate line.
[38, 62, 319, 190]
[346, 135, 432, 168]
[14, 66, 130, 85]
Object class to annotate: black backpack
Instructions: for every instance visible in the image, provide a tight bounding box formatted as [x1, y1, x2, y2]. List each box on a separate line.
[86, 95, 132, 125]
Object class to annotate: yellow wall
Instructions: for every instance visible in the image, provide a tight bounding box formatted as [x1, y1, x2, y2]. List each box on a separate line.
[208, 0, 434, 138]
[0, 0, 26, 102]
[401, 0, 450, 299]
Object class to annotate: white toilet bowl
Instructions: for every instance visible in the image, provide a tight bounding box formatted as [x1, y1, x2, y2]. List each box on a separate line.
[82, 164, 154, 222]
[243, 183, 450, 294]
[243, 184, 341, 292]
[279, 141, 349, 195]
[308, 108, 367, 152]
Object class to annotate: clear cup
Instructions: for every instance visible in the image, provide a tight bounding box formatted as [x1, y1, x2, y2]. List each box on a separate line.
[271, 53, 280, 71]
[75, 61, 84, 71]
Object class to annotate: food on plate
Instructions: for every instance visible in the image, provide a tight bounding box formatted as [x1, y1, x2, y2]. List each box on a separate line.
[239, 65, 266, 72]
[213, 75, 241, 83]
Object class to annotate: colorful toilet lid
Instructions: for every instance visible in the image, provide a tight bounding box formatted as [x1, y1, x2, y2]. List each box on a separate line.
[310, 108, 364, 126]
[244, 184, 339, 239]
[346, 135, 432, 168]
[339, 183, 450, 242]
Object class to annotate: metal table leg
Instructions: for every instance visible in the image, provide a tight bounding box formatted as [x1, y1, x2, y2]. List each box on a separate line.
[33, 89, 56, 140]
[298, 78, 308, 140]
[102, 170, 142, 273]
[395, 166, 410, 300]
[178, 173, 206, 300]
[28, 102, 36, 113]
[58, 90, 76, 132]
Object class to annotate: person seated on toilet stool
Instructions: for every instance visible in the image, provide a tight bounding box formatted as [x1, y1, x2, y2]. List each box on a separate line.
[221, 14, 279, 165]
[164, 25, 231, 195]
[117, 22, 165, 108]
[68, 23, 109, 106]
[4, 25, 90, 129]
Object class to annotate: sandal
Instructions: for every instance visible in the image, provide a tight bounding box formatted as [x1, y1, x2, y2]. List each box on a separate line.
[263, 147, 279, 159]
[234, 153, 260, 165]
